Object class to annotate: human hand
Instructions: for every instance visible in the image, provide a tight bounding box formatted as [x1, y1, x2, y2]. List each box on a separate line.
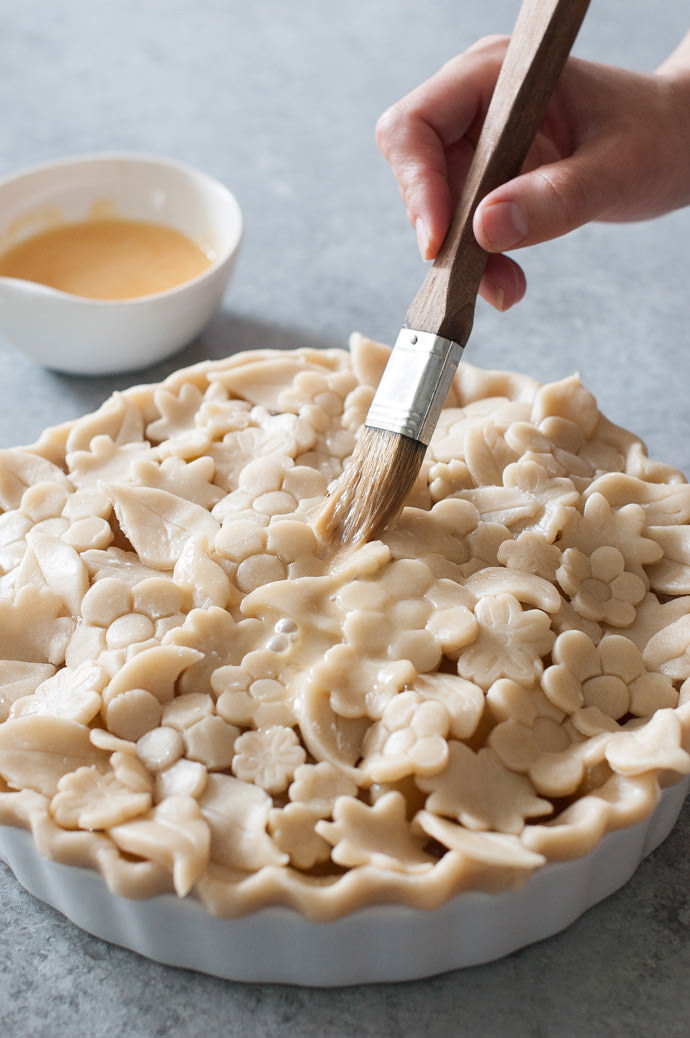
[376, 32, 690, 309]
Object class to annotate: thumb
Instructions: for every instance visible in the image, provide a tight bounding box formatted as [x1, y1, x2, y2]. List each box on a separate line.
[473, 151, 609, 252]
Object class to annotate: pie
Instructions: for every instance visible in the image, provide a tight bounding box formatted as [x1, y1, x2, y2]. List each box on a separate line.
[0, 333, 688, 920]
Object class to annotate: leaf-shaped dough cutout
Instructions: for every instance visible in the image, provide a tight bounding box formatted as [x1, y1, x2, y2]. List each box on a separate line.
[605, 709, 690, 776]
[531, 374, 599, 437]
[0, 449, 71, 510]
[0, 716, 109, 795]
[0, 661, 55, 722]
[103, 644, 204, 705]
[589, 473, 690, 526]
[416, 810, 545, 868]
[19, 528, 89, 617]
[64, 390, 145, 453]
[199, 773, 288, 871]
[11, 660, 104, 724]
[456, 487, 538, 526]
[463, 566, 561, 613]
[643, 614, 690, 680]
[81, 546, 161, 586]
[0, 586, 73, 664]
[348, 332, 391, 390]
[110, 795, 210, 896]
[647, 525, 690, 595]
[67, 435, 152, 488]
[214, 356, 335, 410]
[107, 483, 219, 569]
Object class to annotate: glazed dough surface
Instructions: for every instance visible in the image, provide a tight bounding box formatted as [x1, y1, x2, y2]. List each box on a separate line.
[0, 333, 689, 919]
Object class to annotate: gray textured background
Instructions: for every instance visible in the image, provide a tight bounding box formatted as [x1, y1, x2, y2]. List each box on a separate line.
[1, 1, 689, 1035]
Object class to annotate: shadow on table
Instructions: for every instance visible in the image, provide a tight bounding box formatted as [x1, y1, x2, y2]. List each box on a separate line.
[41, 309, 342, 419]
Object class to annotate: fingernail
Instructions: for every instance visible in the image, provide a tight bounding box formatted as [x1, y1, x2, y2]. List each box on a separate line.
[480, 201, 528, 251]
[415, 217, 431, 260]
[483, 277, 505, 312]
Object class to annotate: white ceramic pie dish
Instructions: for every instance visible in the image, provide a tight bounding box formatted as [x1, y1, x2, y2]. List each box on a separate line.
[1, 775, 687, 986]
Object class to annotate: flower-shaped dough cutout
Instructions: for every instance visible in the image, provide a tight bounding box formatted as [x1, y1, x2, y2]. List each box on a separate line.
[417, 741, 551, 834]
[213, 664, 296, 729]
[165, 606, 264, 694]
[361, 690, 451, 782]
[558, 492, 662, 580]
[51, 765, 151, 830]
[557, 545, 646, 627]
[338, 558, 441, 674]
[316, 791, 434, 872]
[269, 802, 332, 869]
[497, 530, 562, 582]
[194, 392, 252, 442]
[542, 630, 677, 721]
[232, 726, 306, 793]
[288, 761, 358, 815]
[428, 457, 473, 500]
[456, 593, 554, 689]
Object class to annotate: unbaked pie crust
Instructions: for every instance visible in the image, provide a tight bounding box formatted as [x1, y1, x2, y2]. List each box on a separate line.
[0, 333, 689, 921]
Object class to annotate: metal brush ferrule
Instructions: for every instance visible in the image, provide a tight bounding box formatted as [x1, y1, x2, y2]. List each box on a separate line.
[365, 329, 464, 446]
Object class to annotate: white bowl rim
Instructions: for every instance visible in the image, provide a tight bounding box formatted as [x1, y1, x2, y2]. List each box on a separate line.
[0, 150, 244, 307]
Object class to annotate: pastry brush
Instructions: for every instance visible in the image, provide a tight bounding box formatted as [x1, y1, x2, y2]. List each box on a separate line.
[316, 0, 590, 548]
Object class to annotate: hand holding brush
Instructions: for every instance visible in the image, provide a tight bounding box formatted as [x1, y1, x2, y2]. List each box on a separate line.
[316, 0, 590, 548]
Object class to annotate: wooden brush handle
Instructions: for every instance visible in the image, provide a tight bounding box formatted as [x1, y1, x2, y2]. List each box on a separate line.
[405, 0, 590, 344]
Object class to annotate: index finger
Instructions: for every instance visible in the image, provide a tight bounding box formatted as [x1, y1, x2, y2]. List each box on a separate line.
[375, 36, 509, 256]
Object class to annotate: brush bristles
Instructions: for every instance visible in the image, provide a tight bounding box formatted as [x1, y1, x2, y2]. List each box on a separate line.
[314, 426, 427, 548]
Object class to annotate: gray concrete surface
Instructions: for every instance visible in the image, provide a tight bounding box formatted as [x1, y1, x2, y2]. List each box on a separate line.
[1, 1, 689, 1035]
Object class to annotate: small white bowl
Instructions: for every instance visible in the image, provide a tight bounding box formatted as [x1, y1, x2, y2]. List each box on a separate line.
[0, 153, 243, 375]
